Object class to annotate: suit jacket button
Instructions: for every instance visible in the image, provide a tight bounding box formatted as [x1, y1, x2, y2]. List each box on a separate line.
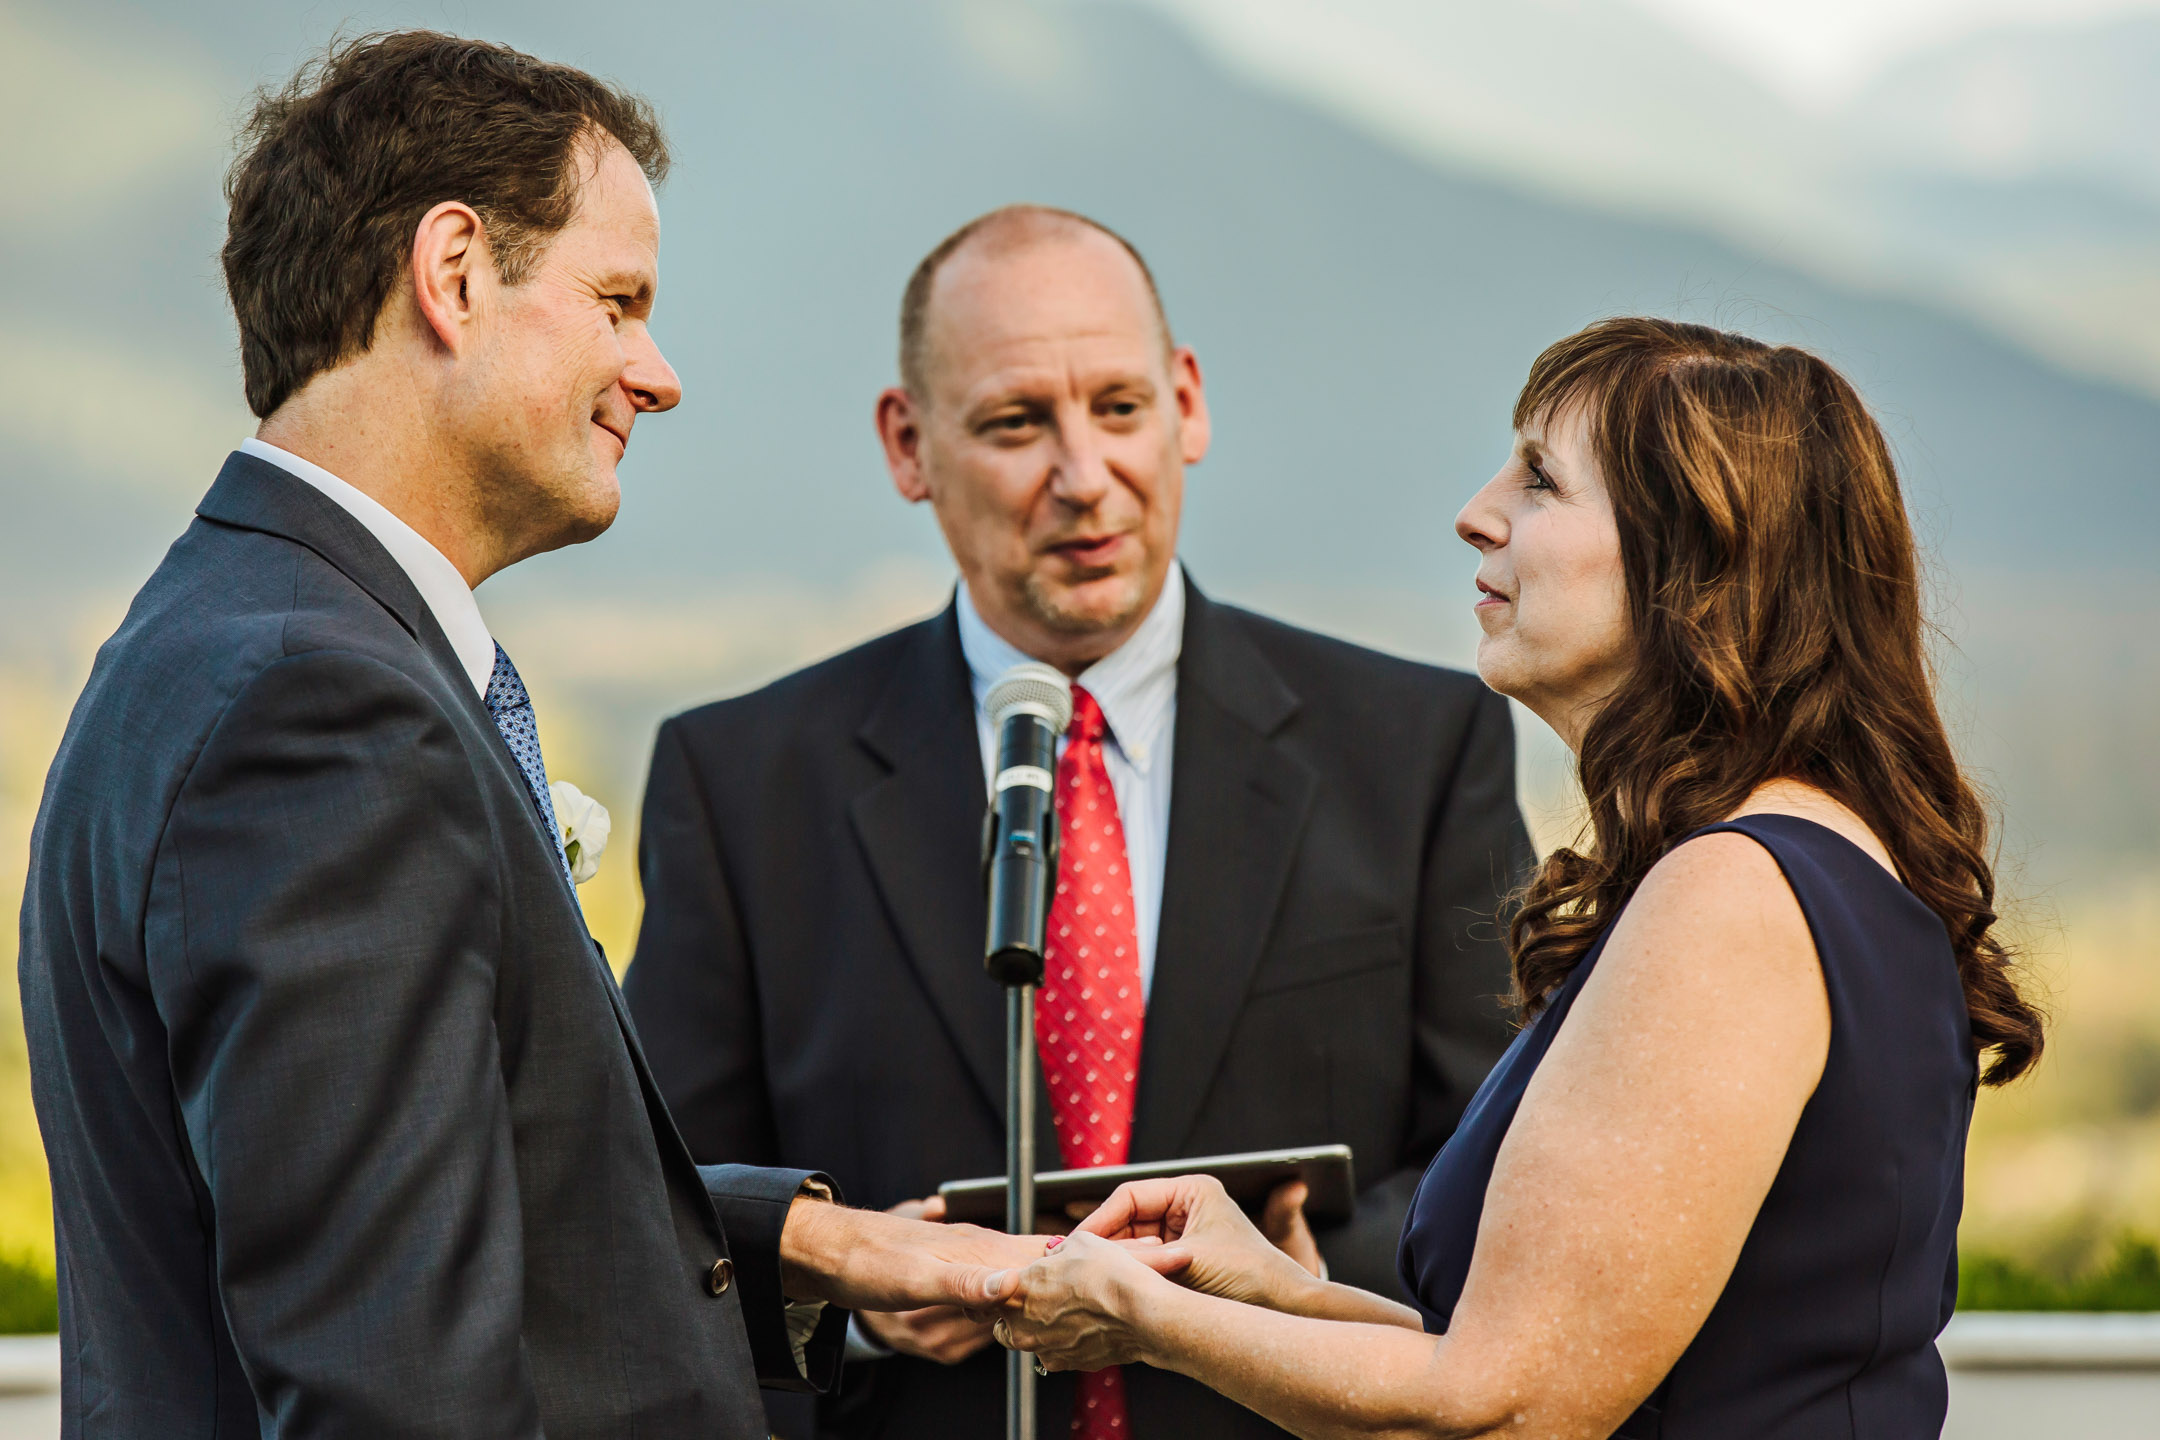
[707, 1258, 734, 1296]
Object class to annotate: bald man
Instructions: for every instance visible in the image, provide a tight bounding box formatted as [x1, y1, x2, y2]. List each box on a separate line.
[623, 206, 1533, 1440]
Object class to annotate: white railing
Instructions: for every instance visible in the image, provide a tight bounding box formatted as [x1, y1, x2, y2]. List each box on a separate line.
[0, 1338, 58, 1440]
[0, 1318, 2157, 1437]
[1941, 1312, 2160, 1440]
[0, 1338, 55, 1395]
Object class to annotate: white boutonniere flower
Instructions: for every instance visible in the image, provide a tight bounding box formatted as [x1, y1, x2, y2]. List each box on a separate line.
[549, 780, 611, 885]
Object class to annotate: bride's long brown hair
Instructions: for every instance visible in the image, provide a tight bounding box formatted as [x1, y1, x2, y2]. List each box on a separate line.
[1507, 317, 2042, 1085]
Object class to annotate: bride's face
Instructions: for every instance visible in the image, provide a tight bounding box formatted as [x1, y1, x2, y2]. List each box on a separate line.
[1453, 401, 1631, 750]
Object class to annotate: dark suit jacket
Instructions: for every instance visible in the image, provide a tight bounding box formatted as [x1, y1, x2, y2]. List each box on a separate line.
[17, 452, 845, 1439]
[624, 577, 1532, 1440]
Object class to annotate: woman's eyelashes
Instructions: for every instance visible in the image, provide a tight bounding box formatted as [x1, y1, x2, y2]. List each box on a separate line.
[1524, 457, 1557, 493]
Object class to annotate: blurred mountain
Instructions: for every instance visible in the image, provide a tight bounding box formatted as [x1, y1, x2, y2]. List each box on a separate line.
[1840, 15, 2160, 398]
[1127, 0, 2160, 396]
[1, 0, 2156, 883]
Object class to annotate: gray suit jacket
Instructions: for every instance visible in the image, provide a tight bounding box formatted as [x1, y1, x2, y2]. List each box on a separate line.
[18, 451, 843, 1438]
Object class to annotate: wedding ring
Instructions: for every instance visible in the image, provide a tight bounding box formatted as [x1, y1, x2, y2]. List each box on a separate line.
[1033, 1356, 1049, 1378]
[993, 1319, 1010, 1348]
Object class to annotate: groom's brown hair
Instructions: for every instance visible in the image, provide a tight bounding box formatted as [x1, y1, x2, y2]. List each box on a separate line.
[222, 31, 669, 419]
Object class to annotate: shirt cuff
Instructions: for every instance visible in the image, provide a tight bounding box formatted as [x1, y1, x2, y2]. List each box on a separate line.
[784, 1177, 838, 1378]
[845, 1312, 897, 1362]
[784, 1298, 829, 1378]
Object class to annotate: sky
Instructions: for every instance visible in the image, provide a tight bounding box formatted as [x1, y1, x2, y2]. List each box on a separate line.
[1634, 0, 2160, 102]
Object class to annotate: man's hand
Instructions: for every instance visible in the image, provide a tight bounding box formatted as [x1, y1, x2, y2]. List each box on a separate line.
[854, 1197, 999, 1364]
[856, 1303, 999, 1364]
[1259, 1180, 1325, 1278]
[778, 1191, 1042, 1314]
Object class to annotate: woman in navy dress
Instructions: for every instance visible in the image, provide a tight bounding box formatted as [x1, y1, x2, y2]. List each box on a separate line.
[986, 317, 2045, 1438]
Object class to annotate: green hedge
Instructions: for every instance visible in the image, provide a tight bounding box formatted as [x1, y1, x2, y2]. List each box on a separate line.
[1960, 1235, 2160, 1312]
[0, 1256, 56, 1334]
[0, 1239, 2145, 1336]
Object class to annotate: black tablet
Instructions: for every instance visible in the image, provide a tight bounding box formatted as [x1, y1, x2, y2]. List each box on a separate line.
[937, 1144, 1356, 1230]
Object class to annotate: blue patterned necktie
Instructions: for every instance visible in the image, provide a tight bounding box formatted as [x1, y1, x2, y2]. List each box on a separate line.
[484, 642, 573, 886]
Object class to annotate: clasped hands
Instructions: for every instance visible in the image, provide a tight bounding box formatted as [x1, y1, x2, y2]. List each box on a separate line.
[959, 1176, 1327, 1373]
[838, 1179, 1321, 1366]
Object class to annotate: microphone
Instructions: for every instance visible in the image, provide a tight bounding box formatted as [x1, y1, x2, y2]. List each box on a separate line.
[982, 662, 1073, 987]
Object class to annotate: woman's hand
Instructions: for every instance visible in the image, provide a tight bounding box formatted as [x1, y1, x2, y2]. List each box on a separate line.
[1074, 1175, 1324, 1313]
[988, 1231, 1175, 1373]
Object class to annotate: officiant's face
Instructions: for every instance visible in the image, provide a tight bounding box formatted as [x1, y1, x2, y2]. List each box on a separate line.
[883, 224, 1210, 671]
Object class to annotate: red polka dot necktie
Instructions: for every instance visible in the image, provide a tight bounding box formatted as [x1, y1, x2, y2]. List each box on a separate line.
[1037, 685, 1142, 1438]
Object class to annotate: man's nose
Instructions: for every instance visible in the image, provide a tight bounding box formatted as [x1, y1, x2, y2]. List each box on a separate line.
[1047, 423, 1114, 508]
[624, 327, 682, 414]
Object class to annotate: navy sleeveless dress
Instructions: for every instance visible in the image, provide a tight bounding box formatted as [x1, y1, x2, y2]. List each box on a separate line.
[1398, 815, 1977, 1438]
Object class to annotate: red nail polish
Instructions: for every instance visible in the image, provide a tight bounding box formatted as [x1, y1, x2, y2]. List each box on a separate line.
[1045, 1236, 1064, 1251]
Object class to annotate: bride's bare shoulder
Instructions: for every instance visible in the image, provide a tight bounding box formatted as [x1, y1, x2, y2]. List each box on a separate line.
[1572, 828, 1825, 1061]
[1727, 779, 1899, 878]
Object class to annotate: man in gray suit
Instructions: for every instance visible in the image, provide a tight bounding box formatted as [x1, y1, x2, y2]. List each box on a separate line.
[18, 33, 1030, 1438]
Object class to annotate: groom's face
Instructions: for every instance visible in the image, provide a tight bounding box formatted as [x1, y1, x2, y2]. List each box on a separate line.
[452, 136, 682, 556]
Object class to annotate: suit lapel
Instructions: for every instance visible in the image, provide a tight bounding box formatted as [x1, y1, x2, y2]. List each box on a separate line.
[196, 452, 475, 691]
[199, 452, 575, 869]
[1132, 582, 1317, 1159]
[850, 609, 1010, 1117]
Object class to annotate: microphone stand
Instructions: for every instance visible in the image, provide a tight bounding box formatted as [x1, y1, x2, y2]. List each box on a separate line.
[982, 665, 1069, 1440]
[1001, 986, 1038, 1440]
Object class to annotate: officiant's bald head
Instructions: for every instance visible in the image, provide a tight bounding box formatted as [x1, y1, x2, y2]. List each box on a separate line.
[896, 206, 1175, 405]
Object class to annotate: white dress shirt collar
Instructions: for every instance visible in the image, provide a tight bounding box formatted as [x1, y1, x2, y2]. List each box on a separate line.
[954, 561, 1185, 769]
[238, 438, 497, 697]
